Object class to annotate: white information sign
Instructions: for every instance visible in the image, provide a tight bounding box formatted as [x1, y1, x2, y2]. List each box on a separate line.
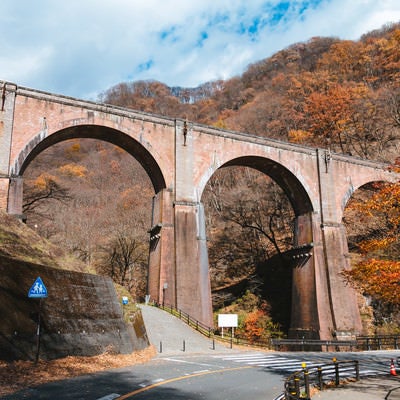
[218, 314, 238, 328]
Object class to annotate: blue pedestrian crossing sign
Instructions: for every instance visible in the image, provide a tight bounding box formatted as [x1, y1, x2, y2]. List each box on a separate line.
[28, 277, 48, 298]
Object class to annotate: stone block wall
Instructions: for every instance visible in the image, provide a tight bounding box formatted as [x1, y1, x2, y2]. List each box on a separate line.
[0, 255, 149, 361]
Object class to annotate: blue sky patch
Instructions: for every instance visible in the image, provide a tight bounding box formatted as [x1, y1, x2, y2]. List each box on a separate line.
[196, 31, 209, 47]
[0, 0, 396, 98]
[160, 26, 180, 43]
[137, 59, 154, 73]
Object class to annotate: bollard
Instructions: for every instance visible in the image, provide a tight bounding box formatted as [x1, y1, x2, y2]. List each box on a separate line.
[294, 376, 300, 398]
[160, 341, 162, 353]
[288, 380, 297, 397]
[317, 366, 323, 390]
[333, 358, 339, 386]
[355, 360, 360, 381]
[183, 340, 186, 352]
[302, 363, 310, 400]
[212, 338, 215, 350]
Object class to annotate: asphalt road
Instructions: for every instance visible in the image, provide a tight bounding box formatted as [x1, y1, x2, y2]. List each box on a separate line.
[1, 352, 284, 400]
[3, 350, 400, 400]
[3, 306, 399, 399]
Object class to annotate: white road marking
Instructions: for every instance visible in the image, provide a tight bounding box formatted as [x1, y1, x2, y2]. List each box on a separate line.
[163, 357, 224, 368]
[96, 394, 120, 400]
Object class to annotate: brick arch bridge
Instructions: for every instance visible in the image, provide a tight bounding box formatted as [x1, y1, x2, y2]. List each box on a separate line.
[1, 81, 398, 340]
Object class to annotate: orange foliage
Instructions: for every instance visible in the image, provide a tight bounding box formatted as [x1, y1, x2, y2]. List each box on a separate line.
[355, 182, 400, 229]
[358, 237, 396, 254]
[343, 259, 400, 306]
[242, 309, 267, 341]
[346, 178, 400, 307]
[304, 84, 367, 146]
[288, 129, 313, 143]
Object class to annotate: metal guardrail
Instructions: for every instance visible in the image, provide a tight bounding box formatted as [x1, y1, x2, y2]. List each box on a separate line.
[271, 338, 357, 352]
[357, 335, 400, 350]
[152, 302, 274, 349]
[283, 359, 360, 399]
[152, 302, 400, 352]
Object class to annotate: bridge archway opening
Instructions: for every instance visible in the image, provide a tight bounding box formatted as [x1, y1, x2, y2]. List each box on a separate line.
[342, 180, 400, 334]
[220, 156, 313, 216]
[18, 125, 162, 302]
[201, 156, 314, 335]
[15, 124, 166, 193]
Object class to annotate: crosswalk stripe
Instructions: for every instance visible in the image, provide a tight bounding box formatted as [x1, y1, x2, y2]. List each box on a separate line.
[218, 354, 272, 360]
[213, 353, 386, 378]
[249, 360, 300, 366]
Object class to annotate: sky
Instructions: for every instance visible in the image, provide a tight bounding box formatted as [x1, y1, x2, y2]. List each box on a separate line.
[1, 0, 400, 101]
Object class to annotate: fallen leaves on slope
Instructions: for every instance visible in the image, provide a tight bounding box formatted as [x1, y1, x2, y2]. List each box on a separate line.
[0, 346, 156, 396]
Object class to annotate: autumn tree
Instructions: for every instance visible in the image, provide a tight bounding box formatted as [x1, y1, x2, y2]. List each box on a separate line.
[215, 169, 294, 260]
[343, 177, 400, 330]
[344, 259, 400, 307]
[23, 173, 70, 214]
[96, 230, 148, 300]
[227, 291, 283, 342]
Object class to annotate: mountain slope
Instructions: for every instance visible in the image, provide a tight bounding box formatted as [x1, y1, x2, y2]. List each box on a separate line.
[0, 210, 86, 272]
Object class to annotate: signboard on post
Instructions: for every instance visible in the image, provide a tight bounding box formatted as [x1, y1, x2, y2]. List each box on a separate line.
[218, 314, 238, 339]
[218, 314, 238, 328]
[28, 276, 48, 298]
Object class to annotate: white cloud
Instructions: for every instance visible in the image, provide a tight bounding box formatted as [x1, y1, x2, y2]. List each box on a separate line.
[0, 0, 399, 99]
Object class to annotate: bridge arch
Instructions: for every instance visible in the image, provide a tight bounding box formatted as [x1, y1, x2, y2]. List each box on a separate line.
[199, 156, 316, 336]
[211, 155, 314, 216]
[11, 124, 166, 193]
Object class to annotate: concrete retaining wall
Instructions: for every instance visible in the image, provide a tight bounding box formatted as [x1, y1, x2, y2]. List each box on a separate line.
[0, 255, 149, 361]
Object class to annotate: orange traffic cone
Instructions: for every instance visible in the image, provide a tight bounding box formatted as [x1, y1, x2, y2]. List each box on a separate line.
[390, 359, 397, 376]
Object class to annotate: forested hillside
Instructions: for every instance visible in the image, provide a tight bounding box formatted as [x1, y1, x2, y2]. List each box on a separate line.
[22, 22, 400, 338]
[100, 22, 400, 162]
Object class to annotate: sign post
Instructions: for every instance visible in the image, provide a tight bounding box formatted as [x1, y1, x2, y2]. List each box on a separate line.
[218, 314, 238, 338]
[122, 296, 128, 318]
[28, 277, 48, 363]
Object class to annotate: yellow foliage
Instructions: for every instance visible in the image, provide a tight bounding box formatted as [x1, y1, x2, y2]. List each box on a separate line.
[69, 142, 81, 152]
[63, 141, 81, 158]
[213, 119, 227, 129]
[58, 163, 87, 177]
[33, 173, 58, 189]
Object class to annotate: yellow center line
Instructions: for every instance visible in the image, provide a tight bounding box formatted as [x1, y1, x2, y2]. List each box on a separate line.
[117, 365, 253, 399]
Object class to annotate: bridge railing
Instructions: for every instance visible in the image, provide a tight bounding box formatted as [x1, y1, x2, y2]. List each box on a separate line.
[151, 302, 400, 352]
[283, 359, 359, 400]
[270, 338, 358, 352]
[356, 335, 400, 350]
